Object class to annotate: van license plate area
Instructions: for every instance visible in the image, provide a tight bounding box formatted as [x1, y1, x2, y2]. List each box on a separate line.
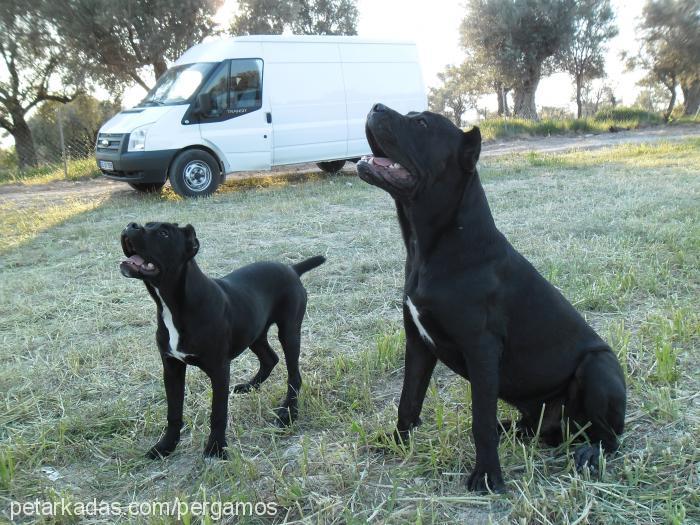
[99, 160, 114, 170]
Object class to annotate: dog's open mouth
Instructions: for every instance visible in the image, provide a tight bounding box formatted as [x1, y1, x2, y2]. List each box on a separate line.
[120, 234, 159, 277]
[360, 155, 410, 177]
[357, 128, 415, 193]
[120, 254, 159, 276]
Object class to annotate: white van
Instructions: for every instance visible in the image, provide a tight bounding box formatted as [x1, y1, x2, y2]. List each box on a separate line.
[95, 35, 426, 197]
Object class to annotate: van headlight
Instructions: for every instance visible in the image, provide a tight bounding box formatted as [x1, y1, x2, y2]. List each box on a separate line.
[127, 125, 151, 152]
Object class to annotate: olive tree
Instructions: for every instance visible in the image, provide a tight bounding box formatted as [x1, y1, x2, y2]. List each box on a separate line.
[461, 0, 576, 120]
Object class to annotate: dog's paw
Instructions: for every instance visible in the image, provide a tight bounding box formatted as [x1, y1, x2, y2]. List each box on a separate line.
[233, 382, 255, 394]
[467, 465, 506, 494]
[145, 440, 178, 460]
[203, 439, 228, 460]
[574, 444, 601, 473]
[274, 406, 297, 427]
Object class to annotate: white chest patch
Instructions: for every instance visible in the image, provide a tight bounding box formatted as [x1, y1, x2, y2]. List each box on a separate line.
[406, 296, 435, 346]
[154, 289, 190, 362]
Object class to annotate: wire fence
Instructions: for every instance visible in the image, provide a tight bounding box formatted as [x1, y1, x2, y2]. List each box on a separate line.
[1, 107, 100, 183]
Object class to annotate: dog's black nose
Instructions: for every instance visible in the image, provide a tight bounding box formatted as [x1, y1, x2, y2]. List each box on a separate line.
[127, 222, 141, 230]
[373, 103, 387, 112]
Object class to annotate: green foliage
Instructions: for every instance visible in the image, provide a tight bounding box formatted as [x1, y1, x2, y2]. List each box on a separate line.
[428, 63, 483, 127]
[630, 0, 700, 117]
[28, 95, 122, 161]
[555, 0, 618, 117]
[231, 0, 358, 36]
[477, 106, 668, 141]
[593, 107, 664, 125]
[0, 0, 79, 169]
[461, 0, 577, 119]
[0, 157, 100, 185]
[43, 0, 223, 93]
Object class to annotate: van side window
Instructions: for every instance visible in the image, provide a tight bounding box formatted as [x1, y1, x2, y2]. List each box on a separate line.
[229, 59, 263, 113]
[198, 62, 230, 118]
[196, 59, 263, 121]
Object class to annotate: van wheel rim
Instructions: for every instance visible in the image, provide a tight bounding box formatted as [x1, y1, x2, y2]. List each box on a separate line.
[183, 160, 212, 191]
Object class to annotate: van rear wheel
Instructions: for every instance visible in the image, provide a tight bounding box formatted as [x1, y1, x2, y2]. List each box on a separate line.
[169, 149, 221, 198]
[128, 182, 164, 193]
[317, 160, 346, 174]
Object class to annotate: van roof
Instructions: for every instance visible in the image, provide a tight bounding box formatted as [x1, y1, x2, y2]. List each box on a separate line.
[230, 35, 415, 45]
[175, 35, 417, 65]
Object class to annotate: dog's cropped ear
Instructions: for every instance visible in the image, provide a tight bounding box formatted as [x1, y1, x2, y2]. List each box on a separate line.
[460, 126, 481, 173]
[182, 224, 199, 259]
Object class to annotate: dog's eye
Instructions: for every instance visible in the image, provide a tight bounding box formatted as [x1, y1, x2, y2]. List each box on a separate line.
[416, 118, 428, 129]
[159, 230, 169, 238]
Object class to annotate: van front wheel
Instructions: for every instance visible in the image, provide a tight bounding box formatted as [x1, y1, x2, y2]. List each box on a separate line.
[317, 160, 346, 174]
[169, 150, 221, 198]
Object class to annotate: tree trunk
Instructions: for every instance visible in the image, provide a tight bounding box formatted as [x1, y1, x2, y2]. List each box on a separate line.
[453, 98, 465, 128]
[513, 87, 538, 120]
[681, 79, 700, 116]
[575, 75, 583, 119]
[12, 116, 38, 170]
[495, 83, 510, 117]
[513, 66, 540, 120]
[152, 56, 168, 80]
[496, 82, 505, 116]
[664, 86, 677, 122]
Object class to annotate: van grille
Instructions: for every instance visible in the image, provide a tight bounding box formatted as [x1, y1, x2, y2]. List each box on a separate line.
[96, 133, 125, 153]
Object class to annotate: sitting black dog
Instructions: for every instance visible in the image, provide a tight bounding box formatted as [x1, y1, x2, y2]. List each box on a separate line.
[357, 104, 626, 493]
[120, 222, 325, 459]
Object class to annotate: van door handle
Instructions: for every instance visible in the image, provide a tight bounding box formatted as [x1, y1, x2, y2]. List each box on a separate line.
[266, 112, 272, 124]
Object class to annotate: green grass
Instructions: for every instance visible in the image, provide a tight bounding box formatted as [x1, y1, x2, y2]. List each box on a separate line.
[0, 157, 100, 186]
[1, 140, 699, 523]
[478, 107, 680, 142]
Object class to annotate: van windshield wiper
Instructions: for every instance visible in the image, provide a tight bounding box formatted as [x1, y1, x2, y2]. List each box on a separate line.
[139, 100, 165, 107]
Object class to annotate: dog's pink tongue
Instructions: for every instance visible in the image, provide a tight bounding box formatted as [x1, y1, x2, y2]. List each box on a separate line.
[373, 157, 394, 167]
[125, 254, 145, 266]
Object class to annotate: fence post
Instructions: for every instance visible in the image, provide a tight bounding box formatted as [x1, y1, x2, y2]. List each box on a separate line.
[57, 108, 68, 179]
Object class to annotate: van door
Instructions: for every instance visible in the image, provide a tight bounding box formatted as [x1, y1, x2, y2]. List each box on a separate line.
[263, 42, 347, 166]
[198, 59, 272, 172]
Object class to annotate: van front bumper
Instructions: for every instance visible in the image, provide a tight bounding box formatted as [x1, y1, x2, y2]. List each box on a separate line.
[95, 133, 177, 183]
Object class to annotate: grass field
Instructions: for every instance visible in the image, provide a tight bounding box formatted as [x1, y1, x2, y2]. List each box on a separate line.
[0, 157, 100, 186]
[0, 140, 699, 523]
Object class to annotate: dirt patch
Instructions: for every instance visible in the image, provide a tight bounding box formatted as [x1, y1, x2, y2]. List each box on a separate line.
[1, 125, 698, 208]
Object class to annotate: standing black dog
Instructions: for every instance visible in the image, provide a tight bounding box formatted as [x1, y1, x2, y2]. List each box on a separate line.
[120, 222, 324, 459]
[357, 104, 626, 493]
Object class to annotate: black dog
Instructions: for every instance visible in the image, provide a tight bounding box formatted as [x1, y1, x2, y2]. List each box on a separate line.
[357, 104, 626, 493]
[120, 222, 325, 459]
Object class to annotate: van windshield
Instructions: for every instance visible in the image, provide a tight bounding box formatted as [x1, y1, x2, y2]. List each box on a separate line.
[138, 63, 216, 107]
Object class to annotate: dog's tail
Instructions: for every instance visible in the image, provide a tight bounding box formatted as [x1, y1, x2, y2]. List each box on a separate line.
[292, 255, 326, 276]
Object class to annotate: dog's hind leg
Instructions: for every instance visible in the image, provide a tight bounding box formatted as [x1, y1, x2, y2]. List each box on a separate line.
[569, 350, 626, 471]
[234, 335, 279, 394]
[274, 303, 306, 427]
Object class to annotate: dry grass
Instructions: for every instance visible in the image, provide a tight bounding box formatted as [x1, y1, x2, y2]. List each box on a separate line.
[0, 140, 699, 523]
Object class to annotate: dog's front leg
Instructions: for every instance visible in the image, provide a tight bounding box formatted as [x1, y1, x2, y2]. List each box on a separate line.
[395, 319, 437, 444]
[465, 343, 505, 493]
[147, 356, 186, 459]
[204, 364, 230, 459]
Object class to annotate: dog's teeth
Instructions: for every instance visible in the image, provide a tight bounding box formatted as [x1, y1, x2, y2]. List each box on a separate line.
[369, 157, 375, 165]
[391, 163, 402, 169]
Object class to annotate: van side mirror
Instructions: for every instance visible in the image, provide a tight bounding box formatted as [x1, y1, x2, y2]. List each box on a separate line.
[197, 93, 212, 116]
